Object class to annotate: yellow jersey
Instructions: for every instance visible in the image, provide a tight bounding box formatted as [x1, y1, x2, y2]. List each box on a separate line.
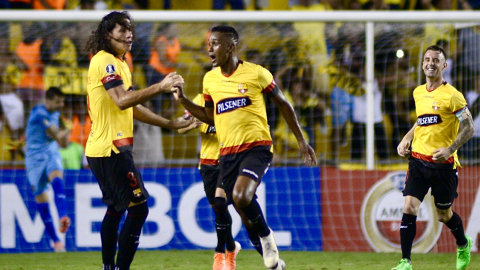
[203, 60, 276, 156]
[411, 82, 467, 168]
[192, 94, 219, 165]
[85, 50, 134, 157]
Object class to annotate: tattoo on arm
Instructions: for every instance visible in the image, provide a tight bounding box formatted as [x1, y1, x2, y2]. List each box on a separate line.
[448, 116, 475, 154]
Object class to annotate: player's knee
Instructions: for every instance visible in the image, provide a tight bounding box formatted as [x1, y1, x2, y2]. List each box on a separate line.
[128, 201, 149, 217]
[232, 191, 252, 209]
[213, 197, 227, 211]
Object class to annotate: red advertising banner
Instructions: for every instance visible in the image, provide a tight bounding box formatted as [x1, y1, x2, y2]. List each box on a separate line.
[321, 166, 480, 253]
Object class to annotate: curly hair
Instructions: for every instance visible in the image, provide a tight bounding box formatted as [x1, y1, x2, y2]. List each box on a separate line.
[85, 11, 137, 59]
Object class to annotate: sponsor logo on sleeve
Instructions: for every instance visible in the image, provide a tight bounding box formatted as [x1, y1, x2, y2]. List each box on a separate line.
[106, 64, 115, 74]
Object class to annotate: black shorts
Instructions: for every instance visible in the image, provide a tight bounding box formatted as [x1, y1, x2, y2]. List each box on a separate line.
[404, 158, 458, 210]
[200, 164, 220, 205]
[87, 151, 149, 212]
[219, 145, 273, 203]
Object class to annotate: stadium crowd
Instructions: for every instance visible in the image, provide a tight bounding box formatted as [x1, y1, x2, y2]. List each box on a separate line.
[1, 0, 480, 167]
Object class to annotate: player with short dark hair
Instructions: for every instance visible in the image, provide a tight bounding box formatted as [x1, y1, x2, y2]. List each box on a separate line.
[85, 11, 192, 270]
[25, 86, 70, 252]
[392, 45, 475, 270]
[173, 25, 316, 270]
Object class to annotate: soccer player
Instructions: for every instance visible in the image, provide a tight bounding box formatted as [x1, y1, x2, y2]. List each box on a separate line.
[179, 93, 241, 270]
[25, 86, 71, 252]
[393, 45, 475, 270]
[85, 11, 192, 270]
[173, 25, 316, 270]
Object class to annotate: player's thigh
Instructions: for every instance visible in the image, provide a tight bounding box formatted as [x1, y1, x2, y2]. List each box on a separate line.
[403, 159, 431, 202]
[430, 169, 458, 210]
[46, 151, 64, 181]
[200, 165, 220, 205]
[26, 155, 49, 196]
[88, 152, 149, 212]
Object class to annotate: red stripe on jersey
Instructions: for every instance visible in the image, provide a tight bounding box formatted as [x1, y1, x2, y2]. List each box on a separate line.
[220, 140, 273, 156]
[101, 74, 122, 84]
[263, 80, 276, 94]
[200, 158, 219, 165]
[113, 137, 133, 148]
[412, 151, 454, 164]
[453, 106, 466, 114]
[204, 94, 213, 102]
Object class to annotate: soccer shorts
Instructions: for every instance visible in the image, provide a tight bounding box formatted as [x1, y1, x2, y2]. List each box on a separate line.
[87, 151, 149, 212]
[200, 164, 220, 205]
[26, 149, 63, 196]
[403, 158, 458, 210]
[219, 145, 273, 203]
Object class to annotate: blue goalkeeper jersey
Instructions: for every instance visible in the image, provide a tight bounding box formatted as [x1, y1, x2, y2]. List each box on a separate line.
[26, 104, 60, 157]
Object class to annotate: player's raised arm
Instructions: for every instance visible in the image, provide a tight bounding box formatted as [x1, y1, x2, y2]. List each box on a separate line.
[270, 88, 317, 166]
[172, 85, 215, 126]
[132, 104, 194, 130]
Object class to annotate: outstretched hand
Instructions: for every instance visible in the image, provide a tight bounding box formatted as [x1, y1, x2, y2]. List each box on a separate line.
[159, 72, 184, 93]
[299, 141, 317, 166]
[178, 116, 203, 134]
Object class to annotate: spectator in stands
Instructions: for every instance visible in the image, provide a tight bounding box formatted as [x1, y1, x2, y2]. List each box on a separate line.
[15, 22, 49, 117]
[58, 94, 89, 169]
[290, 0, 330, 92]
[436, 39, 453, 85]
[348, 42, 389, 161]
[8, 0, 31, 9]
[129, 0, 154, 86]
[0, 24, 26, 163]
[25, 86, 71, 252]
[32, 0, 66, 9]
[213, 0, 245, 9]
[146, 23, 184, 118]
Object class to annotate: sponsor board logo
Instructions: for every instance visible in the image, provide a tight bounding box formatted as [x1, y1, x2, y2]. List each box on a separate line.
[361, 171, 442, 252]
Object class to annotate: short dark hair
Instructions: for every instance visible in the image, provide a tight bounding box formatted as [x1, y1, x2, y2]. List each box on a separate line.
[46, 86, 65, 100]
[424, 45, 447, 60]
[211, 25, 239, 44]
[85, 11, 137, 58]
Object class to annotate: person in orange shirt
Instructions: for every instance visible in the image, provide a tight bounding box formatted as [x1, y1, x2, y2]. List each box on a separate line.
[16, 22, 49, 117]
[145, 23, 183, 117]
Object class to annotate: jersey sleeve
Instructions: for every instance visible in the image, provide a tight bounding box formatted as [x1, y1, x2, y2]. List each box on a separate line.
[202, 74, 214, 108]
[97, 53, 124, 90]
[258, 65, 279, 98]
[192, 93, 214, 134]
[451, 89, 468, 114]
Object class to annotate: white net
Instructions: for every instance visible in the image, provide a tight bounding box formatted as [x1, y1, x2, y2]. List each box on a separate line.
[0, 10, 479, 253]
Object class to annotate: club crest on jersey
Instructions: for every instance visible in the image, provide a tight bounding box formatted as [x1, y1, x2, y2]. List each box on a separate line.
[417, 114, 442, 126]
[106, 64, 115, 74]
[216, 97, 252, 114]
[238, 83, 248, 93]
[432, 101, 440, 110]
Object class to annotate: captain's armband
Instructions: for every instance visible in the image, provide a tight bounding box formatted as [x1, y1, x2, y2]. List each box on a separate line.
[455, 107, 471, 122]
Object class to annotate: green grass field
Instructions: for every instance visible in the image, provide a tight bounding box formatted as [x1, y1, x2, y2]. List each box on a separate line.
[0, 250, 478, 270]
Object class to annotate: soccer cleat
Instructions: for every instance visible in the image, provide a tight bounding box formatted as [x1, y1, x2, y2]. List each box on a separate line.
[269, 258, 286, 270]
[225, 241, 241, 270]
[53, 241, 66, 253]
[260, 229, 279, 268]
[213, 252, 226, 270]
[59, 216, 71, 233]
[456, 235, 472, 270]
[391, 259, 412, 270]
